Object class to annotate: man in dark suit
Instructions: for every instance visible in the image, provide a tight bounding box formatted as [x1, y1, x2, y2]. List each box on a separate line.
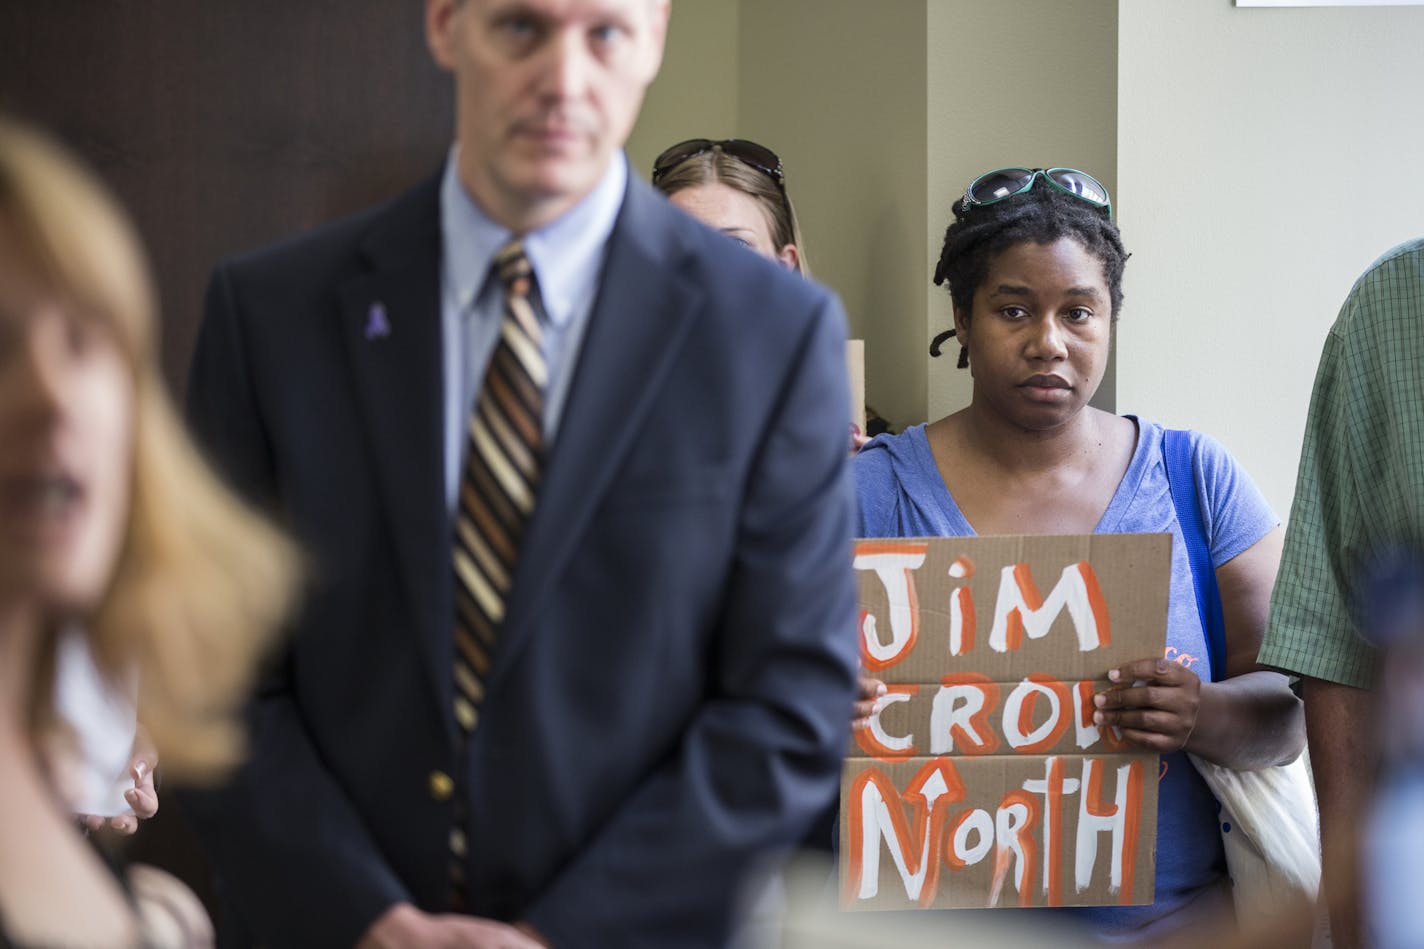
[182, 1, 859, 946]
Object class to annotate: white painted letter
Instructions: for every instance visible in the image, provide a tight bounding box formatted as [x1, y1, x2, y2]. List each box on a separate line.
[988, 561, 1111, 653]
[854, 545, 928, 667]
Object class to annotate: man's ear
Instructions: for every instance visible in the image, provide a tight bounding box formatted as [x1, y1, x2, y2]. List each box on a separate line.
[643, 0, 671, 81]
[425, 0, 461, 72]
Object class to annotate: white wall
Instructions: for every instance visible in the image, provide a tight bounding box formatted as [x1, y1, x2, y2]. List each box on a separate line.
[1118, 1, 1424, 518]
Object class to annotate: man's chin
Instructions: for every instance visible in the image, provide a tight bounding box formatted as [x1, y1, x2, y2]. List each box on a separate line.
[504, 156, 607, 204]
[463, 153, 612, 227]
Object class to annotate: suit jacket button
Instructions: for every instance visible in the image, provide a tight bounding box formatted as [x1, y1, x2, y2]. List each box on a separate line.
[428, 770, 454, 801]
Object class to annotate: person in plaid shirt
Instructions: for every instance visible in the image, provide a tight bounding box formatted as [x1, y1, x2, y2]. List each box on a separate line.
[1260, 236, 1424, 949]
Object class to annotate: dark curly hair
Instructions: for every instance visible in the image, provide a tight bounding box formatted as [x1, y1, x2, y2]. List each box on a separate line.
[929, 185, 1129, 368]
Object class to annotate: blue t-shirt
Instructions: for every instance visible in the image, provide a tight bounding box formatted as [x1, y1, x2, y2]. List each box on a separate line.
[854, 417, 1278, 941]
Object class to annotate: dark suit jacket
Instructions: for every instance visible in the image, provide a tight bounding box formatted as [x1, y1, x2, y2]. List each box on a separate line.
[183, 166, 859, 948]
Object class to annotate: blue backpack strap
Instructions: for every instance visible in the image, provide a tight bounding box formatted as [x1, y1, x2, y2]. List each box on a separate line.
[1161, 429, 1227, 683]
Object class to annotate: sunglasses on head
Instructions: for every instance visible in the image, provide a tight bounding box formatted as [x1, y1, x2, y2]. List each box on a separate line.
[652, 138, 786, 190]
[961, 167, 1112, 220]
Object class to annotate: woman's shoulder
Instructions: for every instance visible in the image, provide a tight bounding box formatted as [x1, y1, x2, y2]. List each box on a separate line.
[853, 425, 936, 535]
[854, 424, 930, 474]
[1127, 415, 1277, 552]
[1124, 415, 1237, 470]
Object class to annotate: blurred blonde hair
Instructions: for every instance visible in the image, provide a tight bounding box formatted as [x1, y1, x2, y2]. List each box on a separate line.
[0, 117, 298, 780]
[652, 142, 809, 276]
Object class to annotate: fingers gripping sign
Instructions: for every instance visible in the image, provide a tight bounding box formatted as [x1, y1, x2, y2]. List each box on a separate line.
[1093, 658, 1201, 753]
[852, 674, 888, 730]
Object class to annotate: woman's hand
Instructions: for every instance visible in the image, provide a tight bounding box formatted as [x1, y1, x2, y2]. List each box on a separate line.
[851, 674, 886, 729]
[849, 423, 871, 455]
[1093, 658, 1202, 753]
[118, 752, 159, 830]
[79, 729, 158, 835]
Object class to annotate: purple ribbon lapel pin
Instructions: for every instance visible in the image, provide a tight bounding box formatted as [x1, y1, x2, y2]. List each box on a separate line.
[364, 302, 391, 340]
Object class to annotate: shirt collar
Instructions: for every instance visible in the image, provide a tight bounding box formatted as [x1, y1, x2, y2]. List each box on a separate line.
[440, 147, 627, 329]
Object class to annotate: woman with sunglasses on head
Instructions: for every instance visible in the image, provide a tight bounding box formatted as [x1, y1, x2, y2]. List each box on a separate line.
[654, 136, 881, 722]
[855, 168, 1305, 942]
[0, 118, 296, 947]
[652, 139, 886, 449]
[651, 137, 805, 274]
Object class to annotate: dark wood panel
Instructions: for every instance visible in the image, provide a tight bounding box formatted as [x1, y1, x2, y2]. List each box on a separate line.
[0, 1, 453, 924]
[0, 0, 453, 392]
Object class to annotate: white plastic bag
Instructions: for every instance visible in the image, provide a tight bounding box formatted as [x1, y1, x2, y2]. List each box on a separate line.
[1188, 749, 1321, 918]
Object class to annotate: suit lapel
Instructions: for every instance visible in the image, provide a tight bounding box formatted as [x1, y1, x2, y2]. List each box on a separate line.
[490, 180, 703, 686]
[337, 177, 454, 735]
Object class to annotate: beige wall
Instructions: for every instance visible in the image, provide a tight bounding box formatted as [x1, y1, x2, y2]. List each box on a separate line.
[1117, 0, 1424, 519]
[739, 0, 928, 431]
[626, 1, 740, 178]
[628, 0, 929, 432]
[926, 0, 1119, 424]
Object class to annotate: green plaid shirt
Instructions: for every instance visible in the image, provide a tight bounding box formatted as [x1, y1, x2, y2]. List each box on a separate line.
[1260, 237, 1424, 688]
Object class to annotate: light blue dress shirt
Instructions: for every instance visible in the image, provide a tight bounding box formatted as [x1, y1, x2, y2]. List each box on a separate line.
[438, 148, 627, 511]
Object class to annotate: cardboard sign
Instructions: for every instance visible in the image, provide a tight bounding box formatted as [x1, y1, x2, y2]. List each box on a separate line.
[847, 339, 865, 438]
[840, 534, 1171, 911]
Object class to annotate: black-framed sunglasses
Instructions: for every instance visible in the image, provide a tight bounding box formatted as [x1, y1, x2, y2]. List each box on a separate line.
[962, 167, 1112, 220]
[651, 138, 786, 190]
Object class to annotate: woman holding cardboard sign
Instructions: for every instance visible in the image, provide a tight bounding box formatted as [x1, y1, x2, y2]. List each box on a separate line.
[853, 168, 1305, 940]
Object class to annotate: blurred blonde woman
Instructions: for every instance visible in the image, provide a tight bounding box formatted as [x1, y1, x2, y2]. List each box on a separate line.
[0, 118, 296, 947]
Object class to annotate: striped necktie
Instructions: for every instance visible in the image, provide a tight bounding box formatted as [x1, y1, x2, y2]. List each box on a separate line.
[453, 239, 546, 735]
[449, 240, 546, 906]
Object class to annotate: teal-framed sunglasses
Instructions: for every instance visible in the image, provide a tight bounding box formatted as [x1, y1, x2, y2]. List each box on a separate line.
[961, 167, 1112, 220]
